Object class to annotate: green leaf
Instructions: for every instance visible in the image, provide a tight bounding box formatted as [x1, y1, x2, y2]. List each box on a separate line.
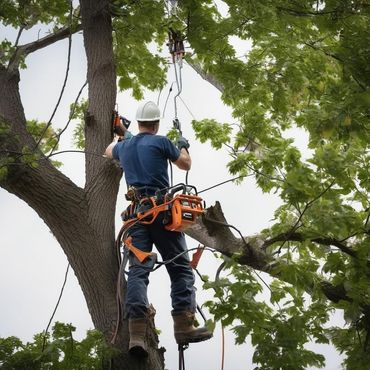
[192, 119, 232, 149]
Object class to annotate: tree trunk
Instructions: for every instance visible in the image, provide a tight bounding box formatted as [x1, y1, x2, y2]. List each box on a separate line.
[0, 2, 166, 369]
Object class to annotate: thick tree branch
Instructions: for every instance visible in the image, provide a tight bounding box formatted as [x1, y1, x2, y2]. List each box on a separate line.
[186, 202, 272, 271]
[263, 231, 357, 258]
[8, 24, 82, 72]
[186, 60, 224, 93]
[186, 201, 354, 306]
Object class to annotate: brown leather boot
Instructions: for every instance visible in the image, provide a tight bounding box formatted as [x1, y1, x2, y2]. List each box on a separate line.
[173, 311, 213, 345]
[129, 318, 148, 357]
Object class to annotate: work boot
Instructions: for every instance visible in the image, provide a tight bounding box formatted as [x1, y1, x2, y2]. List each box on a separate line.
[173, 311, 213, 345]
[129, 318, 148, 357]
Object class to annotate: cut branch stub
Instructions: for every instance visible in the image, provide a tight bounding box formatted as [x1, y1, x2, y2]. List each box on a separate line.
[203, 201, 237, 246]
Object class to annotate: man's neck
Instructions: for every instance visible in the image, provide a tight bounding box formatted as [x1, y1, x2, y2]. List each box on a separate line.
[139, 128, 154, 134]
[139, 126, 157, 135]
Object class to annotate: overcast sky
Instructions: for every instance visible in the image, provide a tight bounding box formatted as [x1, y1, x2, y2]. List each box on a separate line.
[0, 20, 343, 370]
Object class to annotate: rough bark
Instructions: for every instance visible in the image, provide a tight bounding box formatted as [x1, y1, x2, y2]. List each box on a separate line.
[78, 1, 165, 368]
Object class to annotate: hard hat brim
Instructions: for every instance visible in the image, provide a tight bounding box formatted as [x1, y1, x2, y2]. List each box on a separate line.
[136, 116, 162, 122]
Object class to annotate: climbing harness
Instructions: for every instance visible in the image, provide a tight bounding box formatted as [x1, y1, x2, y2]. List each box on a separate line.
[111, 184, 209, 344]
[117, 185, 209, 370]
[120, 183, 203, 236]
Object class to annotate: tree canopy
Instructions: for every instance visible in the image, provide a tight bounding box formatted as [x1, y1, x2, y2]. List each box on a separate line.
[1, 1, 369, 369]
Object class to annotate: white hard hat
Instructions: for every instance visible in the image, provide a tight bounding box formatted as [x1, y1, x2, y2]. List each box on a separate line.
[136, 101, 161, 122]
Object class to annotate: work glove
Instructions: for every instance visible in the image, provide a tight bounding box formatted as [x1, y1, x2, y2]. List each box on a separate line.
[176, 136, 190, 151]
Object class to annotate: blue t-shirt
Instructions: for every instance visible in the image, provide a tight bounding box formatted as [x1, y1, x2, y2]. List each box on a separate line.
[112, 133, 180, 190]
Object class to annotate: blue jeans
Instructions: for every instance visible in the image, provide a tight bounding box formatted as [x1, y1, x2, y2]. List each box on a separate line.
[125, 213, 196, 318]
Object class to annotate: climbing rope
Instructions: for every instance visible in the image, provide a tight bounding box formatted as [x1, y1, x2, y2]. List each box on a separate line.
[178, 344, 188, 370]
[34, 0, 74, 152]
[41, 263, 70, 351]
[167, 27, 190, 186]
[168, 27, 185, 126]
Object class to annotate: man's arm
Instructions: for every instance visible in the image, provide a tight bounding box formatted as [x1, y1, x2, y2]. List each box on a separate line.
[174, 148, 191, 171]
[105, 128, 133, 158]
[105, 115, 134, 158]
[104, 141, 117, 158]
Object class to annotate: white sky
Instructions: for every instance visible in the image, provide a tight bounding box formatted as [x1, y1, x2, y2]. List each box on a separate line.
[0, 22, 343, 370]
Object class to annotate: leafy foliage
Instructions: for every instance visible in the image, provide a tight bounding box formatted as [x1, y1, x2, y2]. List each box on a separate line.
[205, 259, 329, 369]
[172, 1, 369, 368]
[0, 0, 73, 69]
[0, 119, 61, 178]
[26, 120, 62, 167]
[0, 322, 117, 370]
[112, 0, 168, 99]
[1, 0, 369, 369]
[0, 0, 70, 28]
[192, 119, 232, 149]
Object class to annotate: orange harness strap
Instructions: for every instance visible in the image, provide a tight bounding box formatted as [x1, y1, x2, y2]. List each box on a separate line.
[124, 236, 155, 263]
[124, 193, 204, 231]
[122, 190, 204, 266]
[190, 245, 205, 269]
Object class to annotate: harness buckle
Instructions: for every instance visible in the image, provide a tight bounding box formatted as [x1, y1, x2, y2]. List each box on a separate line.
[125, 186, 138, 201]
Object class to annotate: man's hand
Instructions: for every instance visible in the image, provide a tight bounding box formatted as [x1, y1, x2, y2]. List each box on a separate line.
[114, 121, 127, 137]
[176, 136, 190, 151]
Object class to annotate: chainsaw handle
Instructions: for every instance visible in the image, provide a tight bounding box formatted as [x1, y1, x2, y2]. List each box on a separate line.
[168, 183, 198, 196]
[169, 183, 186, 195]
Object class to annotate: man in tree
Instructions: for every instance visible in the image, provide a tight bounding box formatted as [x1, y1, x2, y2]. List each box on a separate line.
[105, 101, 212, 357]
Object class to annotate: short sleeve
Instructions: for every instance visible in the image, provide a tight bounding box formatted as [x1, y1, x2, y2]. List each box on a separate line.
[162, 137, 180, 162]
[124, 131, 133, 140]
[112, 141, 123, 160]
